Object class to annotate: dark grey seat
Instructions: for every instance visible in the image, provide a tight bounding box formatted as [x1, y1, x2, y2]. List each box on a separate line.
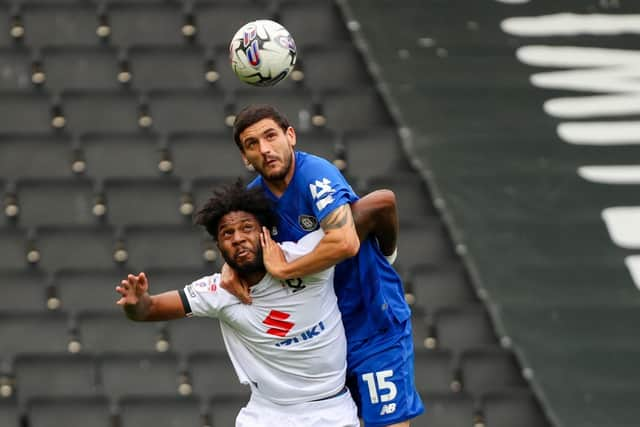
[0, 270, 47, 312]
[122, 224, 213, 271]
[99, 352, 181, 400]
[0, 398, 20, 427]
[0, 93, 52, 133]
[14, 353, 99, 403]
[482, 389, 551, 427]
[187, 352, 250, 400]
[40, 46, 121, 93]
[0, 311, 71, 359]
[0, 134, 73, 180]
[27, 395, 113, 427]
[193, 2, 269, 50]
[434, 305, 498, 355]
[21, 4, 101, 48]
[53, 268, 127, 313]
[34, 225, 117, 273]
[0, 6, 12, 47]
[277, 1, 351, 49]
[168, 132, 246, 180]
[0, 47, 33, 91]
[118, 395, 203, 427]
[61, 90, 141, 133]
[128, 45, 207, 90]
[395, 221, 457, 272]
[460, 347, 527, 400]
[103, 177, 186, 227]
[79, 132, 164, 180]
[0, 228, 28, 270]
[343, 128, 406, 182]
[210, 394, 248, 427]
[77, 310, 167, 354]
[409, 263, 477, 315]
[166, 317, 226, 357]
[147, 89, 226, 134]
[295, 129, 339, 162]
[414, 391, 474, 427]
[319, 89, 393, 133]
[413, 349, 455, 394]
[107, 3, 186, 47]
[301, 44, 371, 91]
[15, 177, 98, 228]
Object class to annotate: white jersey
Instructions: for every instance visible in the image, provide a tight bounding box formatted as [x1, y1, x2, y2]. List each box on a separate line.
[181, 230, 347, 405]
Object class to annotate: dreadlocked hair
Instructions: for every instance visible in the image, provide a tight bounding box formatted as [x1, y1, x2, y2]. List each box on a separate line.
[194, 179, 277, 241]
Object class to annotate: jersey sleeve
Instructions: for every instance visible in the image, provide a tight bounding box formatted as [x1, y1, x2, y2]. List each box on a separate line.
[179, 274, 236, 318]
[301, 155, 359, 223]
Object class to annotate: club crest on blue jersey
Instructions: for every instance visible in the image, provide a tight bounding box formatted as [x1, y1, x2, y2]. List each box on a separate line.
[298, 214, 318, 231]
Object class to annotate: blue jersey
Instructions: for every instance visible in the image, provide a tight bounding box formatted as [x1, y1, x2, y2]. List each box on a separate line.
[249, 151, 411, 347]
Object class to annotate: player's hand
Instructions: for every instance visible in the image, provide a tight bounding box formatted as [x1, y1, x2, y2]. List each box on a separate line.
[116, 272, 149, 306]
[260, 226, 288, 280]
[220, 262, 252, 304]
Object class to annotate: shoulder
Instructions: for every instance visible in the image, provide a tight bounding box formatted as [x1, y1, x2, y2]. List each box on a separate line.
[296, 151, 338, 177]
[279, 229, 324, 261]
[185, 274, 237, 305]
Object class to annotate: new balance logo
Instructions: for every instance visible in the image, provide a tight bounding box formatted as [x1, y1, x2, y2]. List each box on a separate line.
[380, 403, 397, 416]
[263, 310, 294, 337]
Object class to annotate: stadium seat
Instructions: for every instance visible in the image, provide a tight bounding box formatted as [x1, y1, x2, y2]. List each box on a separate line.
[79, 132, 164, 180]
[99, 352, 182, 400]
[0, 92, 52, 133]
[0, 47, 32, 91]
[33, 225, 117, 273]
[168, 131, 250, 181]
[77, 311, 167, 354]
[295, 128, 340, 162]
[0, 6, 13, 47]
[0, 228, 29, 270]
[0, 398, 20, 427]
[210, 394, 248, 427]
[0, 134, 73, 180]
[0, 311, 71, 358]
[40, 46, 121, 93]
[192, 2, 270, 50]
[147, 89, 227, 134]
[106, 3, 186, 48]
[414, 391, 474, 427]
[482, 389, 551, 427]
[60, 90, 142, 133]
[301, 44, 371, 91]
[409, 262, 477, 315]
[342, 128, 406, 182]
[459, 347, 527, 400]
[166, 317, 226, 357]
[14, 177, 98, 228]
[102, 177, 187, 227]
[413, 349, 455, 393]
[187, 352, 250, 400]
[13, 353, 99, 403]
[0, 270, 47, 312]
[318, 89, 393, 133]
[434, 305, 498, 355]
[53, 268, 127, 313]
[27, 395, 113, 427]
[128, 45, 207, 91]
[21, 4, 101, 48]
[189, 177, 235, 217]
[122, 224, 214, 271]
[395, 221, 456, 272]
[363, 173, 439, 224]
[277, 1, 351, 49]
[144, 266, 212, 295]
[233, 87, 312, 131]
[118, 395, 204, 427]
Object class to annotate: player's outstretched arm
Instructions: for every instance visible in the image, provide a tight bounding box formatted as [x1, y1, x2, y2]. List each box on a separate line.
[351, 189, 398, 258]
[265, 203, 360, 280]
[116, 272, 186, 321]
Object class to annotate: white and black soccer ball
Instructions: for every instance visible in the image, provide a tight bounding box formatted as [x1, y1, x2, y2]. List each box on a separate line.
[229, 19, 297, 87]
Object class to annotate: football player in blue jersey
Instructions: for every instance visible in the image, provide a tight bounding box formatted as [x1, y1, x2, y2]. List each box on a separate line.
[222, 104, 424, 426]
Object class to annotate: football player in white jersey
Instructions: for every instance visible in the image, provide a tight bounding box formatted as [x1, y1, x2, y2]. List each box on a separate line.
[115, 180, 399, 427]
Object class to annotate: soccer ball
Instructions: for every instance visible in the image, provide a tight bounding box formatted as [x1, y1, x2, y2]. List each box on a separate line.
[229, 19, 297, 87]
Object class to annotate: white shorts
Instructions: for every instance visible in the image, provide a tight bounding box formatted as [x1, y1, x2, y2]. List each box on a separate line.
[235, 388, 359, 427]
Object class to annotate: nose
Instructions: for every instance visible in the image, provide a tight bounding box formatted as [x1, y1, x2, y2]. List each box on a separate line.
[231, 230, 246, 245]
[258, 138, 272, 154]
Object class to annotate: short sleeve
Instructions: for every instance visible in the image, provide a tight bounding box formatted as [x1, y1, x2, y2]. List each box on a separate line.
[179, 274, 236, 318]
[300, 155, 359, 223]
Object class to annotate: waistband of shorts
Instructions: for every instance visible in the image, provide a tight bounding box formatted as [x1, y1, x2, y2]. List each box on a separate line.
[311, 386, 349, 402]
[249, 385, 349, 408]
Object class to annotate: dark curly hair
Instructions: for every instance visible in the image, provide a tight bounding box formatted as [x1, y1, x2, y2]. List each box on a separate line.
[195, 179, 277, 241]
[232, 104, 291, 150]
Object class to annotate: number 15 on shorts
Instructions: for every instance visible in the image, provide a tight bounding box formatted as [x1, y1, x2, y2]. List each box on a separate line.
[361, 370, 397, 404]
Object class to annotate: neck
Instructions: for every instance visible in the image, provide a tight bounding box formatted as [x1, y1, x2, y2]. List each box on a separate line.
[241, 271, 267, 288]
[265, 151, 296, 197]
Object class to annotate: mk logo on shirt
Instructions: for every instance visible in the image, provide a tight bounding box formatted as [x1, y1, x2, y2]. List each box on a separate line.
[309, 178, 335, 211]
[262, 310, 295, 337]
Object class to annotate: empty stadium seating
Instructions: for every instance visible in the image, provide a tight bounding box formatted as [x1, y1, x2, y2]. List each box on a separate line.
[0, 1, 552, 426]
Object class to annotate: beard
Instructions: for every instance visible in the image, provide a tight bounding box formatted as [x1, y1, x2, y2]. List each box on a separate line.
[223, 245, 265, 276]
[261, 151, 293, 182]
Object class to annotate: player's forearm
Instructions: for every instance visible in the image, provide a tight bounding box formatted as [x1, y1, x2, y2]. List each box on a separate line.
[273, 229, 359, 279]
[352, 189, 398, 256]
[123, 291, 186, 321]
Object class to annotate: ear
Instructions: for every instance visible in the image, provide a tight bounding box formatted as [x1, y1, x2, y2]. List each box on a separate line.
[286, 126, 296, 148]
